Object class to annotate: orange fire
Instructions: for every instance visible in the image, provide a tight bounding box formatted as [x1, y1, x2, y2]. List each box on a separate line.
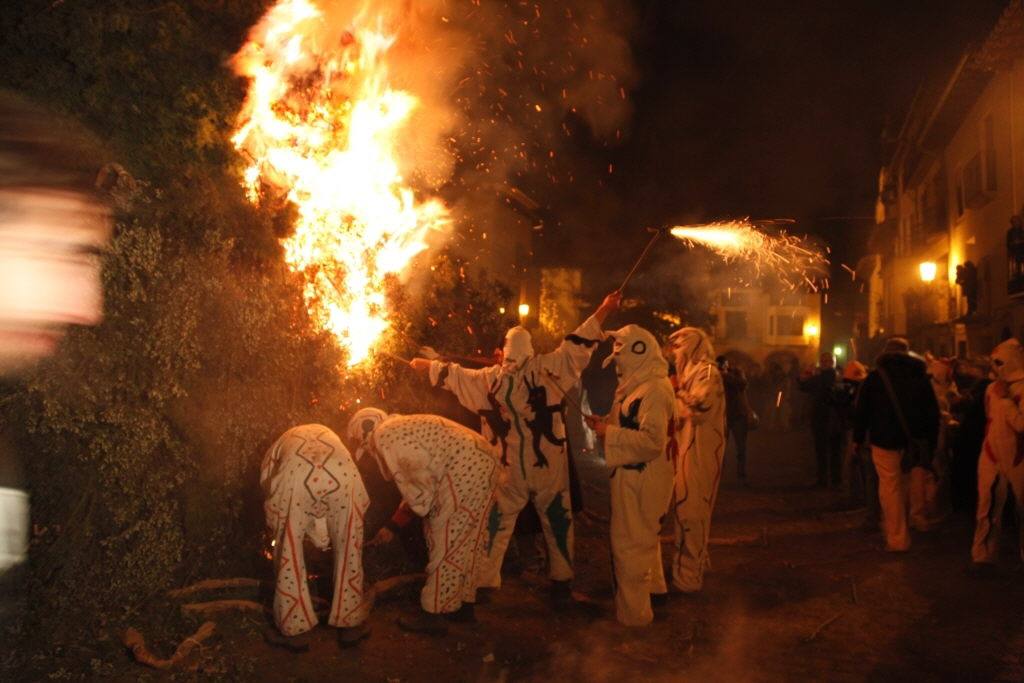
[232, 0, 449, 366]
[670, 219, 827, 290]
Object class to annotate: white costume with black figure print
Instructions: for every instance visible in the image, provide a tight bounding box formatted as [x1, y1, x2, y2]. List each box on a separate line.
[369, 415, 501, 613]
[669, 328, 725, 592]
[427, 316, 603, 587]
[603, 325, 676, 626]
[261, 424, 369, 636]
[973, 339, 1024, 564]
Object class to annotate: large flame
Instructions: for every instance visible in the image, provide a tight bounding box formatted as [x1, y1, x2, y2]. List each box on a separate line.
[232, 0, 449, 366]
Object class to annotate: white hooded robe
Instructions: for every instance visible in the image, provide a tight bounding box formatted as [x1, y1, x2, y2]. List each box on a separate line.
[603, 325, 676, 626]
[261, 424, 369, 636]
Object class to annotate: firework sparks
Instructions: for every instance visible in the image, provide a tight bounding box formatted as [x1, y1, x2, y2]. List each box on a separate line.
[669, 219, 828, 290]
[232, 0, 450, 367]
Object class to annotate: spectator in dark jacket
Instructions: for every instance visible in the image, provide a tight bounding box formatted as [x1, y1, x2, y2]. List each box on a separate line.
[799, 352, 843, 487]
[853, 337, 940, 551]
[718, 355, 754, 481]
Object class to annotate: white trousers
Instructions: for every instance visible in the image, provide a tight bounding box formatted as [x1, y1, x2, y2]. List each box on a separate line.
[610, 464, 674, 626]
[871, 447, 910, 551]
[268, 453, 369, 636]
[421, 451, 499, 613]
[972, 454, 1024, 564]
[478, 446, 572, 587]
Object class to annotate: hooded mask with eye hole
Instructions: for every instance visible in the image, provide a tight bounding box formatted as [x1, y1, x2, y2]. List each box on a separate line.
[603, 325, 668, 399]
[991, 338, 1024, 383]
[501, 325, 534, 375]
[668, 327, 715, 381]
[345, 406, 389, 468]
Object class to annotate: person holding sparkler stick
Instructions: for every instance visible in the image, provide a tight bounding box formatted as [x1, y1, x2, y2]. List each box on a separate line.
[583, 325, 676, 626]
[409, 292, 620, 605]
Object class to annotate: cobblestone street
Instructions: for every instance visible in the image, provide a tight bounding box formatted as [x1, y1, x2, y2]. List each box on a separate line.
[218, 425, 1024, 682]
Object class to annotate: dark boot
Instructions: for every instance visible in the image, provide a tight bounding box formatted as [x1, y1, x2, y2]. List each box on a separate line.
[397, 610, 448, 636]
[549, 579, 572, 609]
[337, 622, 370, 648]
[263, 626, 311, 652]
[444, 602, 476, 623]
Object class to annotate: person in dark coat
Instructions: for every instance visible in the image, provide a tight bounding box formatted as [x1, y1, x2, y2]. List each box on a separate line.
[949, 359, 990, 514]
[799, 352, 844, 487]
[717, 356, 754, 481]
[853, 338, 940, 551]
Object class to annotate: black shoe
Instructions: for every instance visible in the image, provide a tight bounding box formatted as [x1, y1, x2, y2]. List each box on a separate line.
[549, 580, 572, 608]
[444, 603, 476, 623]
[398, 611, 448, 636]
[263, 626, 311, 652]
[475, 587, 496, 605]
[337, 622, 370, 648]
[965, 562, 997, 579]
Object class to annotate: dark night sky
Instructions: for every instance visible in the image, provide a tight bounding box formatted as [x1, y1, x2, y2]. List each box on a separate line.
[561, 0, 1010, 310]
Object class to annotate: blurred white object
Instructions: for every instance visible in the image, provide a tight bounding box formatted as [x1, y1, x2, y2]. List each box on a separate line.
[0, 487, 28, 572]
[0, 189, 109, 369]
[418, 345, 440, 360]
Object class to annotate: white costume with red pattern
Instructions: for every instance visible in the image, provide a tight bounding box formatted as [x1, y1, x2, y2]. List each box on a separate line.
[603, 325, 676, 626]
[669, 328, 726, 592]
[369, 414, 500, 614]
[972, 339, 1024, 563]
[261, 424, 369, 636]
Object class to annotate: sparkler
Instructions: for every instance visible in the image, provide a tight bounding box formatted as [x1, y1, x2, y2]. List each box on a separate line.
[232, 0, 450, 368]
[669, 219, 827, 290]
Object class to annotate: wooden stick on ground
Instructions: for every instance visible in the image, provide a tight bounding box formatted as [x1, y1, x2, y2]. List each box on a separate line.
[167, 578, 260, 600]
[181, 599, 265, 616]
[803, 612, 843, 643]
[123, 621, 216, 670]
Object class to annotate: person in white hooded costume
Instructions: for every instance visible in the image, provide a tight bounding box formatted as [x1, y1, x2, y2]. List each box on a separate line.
[261, 424, 370, 645]
[410, 292, 620, 599]
[971, 338, 1024, 566]
[585, 325, 675, 626]
[668, 327, 726, 593]
[348, 408, 501, 634]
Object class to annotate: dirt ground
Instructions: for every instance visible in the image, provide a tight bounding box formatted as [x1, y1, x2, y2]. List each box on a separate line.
[112, 427, 1024, 682]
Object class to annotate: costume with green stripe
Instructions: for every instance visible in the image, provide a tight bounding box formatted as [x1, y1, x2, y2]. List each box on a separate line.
[427, 315, 603, 588]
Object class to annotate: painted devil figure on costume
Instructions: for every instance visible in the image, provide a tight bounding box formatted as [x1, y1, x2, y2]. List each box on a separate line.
[668, 327, 726, 593]
[590, 325, 675, 626]
[410, 293, 618, 597]
[349, 409, 500, 634]
[972, 339, 1024, 565]
[261, 424, 369, 638]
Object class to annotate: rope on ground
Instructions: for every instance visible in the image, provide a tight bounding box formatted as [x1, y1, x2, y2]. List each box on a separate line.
[123, 621, 216, 670]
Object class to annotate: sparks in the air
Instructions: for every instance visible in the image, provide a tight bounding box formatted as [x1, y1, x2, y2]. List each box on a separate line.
[231, 0, 450, 367]
[670, 219, 827, 290]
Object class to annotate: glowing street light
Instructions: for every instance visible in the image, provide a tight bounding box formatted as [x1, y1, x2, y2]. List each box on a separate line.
[833, 345, 845, 358]
[803, 322, 820, 337]
[919, 261, 937, 282]
[518, 303, 530, 318]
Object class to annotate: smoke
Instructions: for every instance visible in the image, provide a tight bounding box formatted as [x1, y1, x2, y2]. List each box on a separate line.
[382, 0, 639, 274]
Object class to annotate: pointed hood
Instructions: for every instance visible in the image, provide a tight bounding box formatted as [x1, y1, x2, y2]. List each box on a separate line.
[603, 325, 668, 399]
[992, 338, 1024, 383]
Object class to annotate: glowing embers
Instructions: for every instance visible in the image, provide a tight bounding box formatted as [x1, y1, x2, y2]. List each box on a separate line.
[232, 0, 449, 366]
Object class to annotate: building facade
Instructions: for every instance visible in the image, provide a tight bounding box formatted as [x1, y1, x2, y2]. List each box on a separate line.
[867, 3, 1024, 358]
[709, 287, 822, 372]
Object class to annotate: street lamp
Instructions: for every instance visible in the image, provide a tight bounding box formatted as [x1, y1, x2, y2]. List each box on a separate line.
[833, 344, 845, 358]
[919, 261, 937, 282]
[803, 322, 819, 337]
[518, 303, 530, 318]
